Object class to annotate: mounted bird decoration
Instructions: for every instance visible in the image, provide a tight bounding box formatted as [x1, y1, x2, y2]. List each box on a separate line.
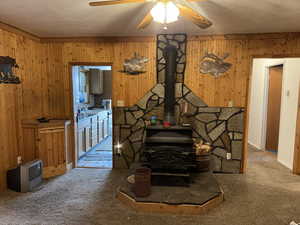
[0, 56, 21, 84]
[89, 0, 213, 30]
[200, 53, 232, 77]
[120, 53, 149, 75]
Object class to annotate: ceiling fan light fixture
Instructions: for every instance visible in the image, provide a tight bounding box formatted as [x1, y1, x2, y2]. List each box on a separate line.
[150, 1, 180, 24]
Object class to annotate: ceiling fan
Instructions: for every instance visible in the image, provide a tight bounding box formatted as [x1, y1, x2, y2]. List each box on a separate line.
[89, 0, 212, 30]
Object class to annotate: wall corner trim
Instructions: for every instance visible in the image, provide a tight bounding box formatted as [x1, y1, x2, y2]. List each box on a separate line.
[0, 21, 40, 42]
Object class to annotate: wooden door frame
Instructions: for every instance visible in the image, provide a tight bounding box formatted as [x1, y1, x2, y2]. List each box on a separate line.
[293, 82, 300, 174]
[243, 54, 300, 174]
[68, 62, 114, 169]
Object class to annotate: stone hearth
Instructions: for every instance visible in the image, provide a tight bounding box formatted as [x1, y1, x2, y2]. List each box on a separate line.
[117, 171, 224, 215]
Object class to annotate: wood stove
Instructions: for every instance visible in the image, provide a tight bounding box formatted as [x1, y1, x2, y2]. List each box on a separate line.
[141, 45, 197, 186]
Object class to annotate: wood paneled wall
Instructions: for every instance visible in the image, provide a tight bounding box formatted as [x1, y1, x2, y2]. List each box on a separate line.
[2, 23, 300, 190]
[185, 39, 249, 107]
[0, 85, 19, 191]
[38, 41, 157, 119]
[0, 29, 43, 119]
[185, 35, 300, 107]
[0, 29, 42, 191]
[41, 34, 300, 114]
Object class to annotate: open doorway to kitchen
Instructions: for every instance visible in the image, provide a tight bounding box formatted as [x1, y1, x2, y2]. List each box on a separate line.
[71, 64, 113, 168]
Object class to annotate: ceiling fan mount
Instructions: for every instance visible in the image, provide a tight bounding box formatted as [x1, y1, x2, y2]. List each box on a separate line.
[89, 0, 212, 30]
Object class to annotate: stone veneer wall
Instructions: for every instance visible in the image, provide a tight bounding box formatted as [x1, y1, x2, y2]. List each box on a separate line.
[113, 83, 244, 173]
[113, 34, 245, 173]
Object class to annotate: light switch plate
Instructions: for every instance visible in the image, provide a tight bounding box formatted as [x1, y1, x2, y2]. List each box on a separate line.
[17, 156, 22, 165]
[226, 153, 232, 160]
[228, 100, 233, 107]
[117, 100, 125, 107]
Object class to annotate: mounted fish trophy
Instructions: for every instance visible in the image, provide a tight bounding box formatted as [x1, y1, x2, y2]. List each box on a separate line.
[120, 53, 149, 75]
[200, 53, 232, 77]
[0, 56, 21, 84]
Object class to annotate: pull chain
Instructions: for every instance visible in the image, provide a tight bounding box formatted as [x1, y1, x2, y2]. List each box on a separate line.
[163, 2, 168, 30]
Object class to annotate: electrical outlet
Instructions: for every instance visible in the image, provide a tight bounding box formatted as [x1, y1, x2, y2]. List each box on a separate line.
[17, 156, 22, 165]
[116, 148, 122, 155]
[228, 100, 233, 107]
[226, 153, 232, 160]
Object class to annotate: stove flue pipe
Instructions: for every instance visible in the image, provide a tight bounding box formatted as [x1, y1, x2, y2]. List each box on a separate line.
[163, 45, 177, 125]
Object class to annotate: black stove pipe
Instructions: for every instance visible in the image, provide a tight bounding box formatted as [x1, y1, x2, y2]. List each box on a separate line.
[163, 45, 177, 125]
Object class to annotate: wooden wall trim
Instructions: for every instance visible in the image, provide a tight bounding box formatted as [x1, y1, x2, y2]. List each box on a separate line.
[188, 32, 300, 41]
[40, 36, 156, 43]
[41, 32, 300, 43]
[2, 19, 300, 43]
[0, 21, 40, 42]
[293, 81, 300, 174]
[241, 55, 254, 173]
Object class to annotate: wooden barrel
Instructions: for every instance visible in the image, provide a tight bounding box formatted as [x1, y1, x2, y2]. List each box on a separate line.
[195, 153, 211, 172]
[133, 167, 151, 197]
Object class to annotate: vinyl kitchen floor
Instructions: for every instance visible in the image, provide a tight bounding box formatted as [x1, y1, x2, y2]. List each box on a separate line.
[78, 136, 113, 168]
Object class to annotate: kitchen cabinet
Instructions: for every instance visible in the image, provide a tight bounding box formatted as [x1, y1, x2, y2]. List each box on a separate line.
[108, 113, 112, 136]
[89, 69, 103, 94]
[98, 119, 104, 143]
[77, 110, 110, 159]
[22, 120, 72, 178]
[77, 118, 90, 158]
[91, 116, 98, 148]
[85, 125, 91, 150]
[103, 117, 109, 138]
[77, 127, 85, 158]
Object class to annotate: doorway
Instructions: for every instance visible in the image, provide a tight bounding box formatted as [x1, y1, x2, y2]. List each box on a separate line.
[71, 64, 113, 168]
[265, 65, 283, 153]
[247, 57, 300, 172]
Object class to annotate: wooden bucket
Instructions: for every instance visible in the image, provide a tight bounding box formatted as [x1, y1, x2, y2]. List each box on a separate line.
[195, 153, 211, 172]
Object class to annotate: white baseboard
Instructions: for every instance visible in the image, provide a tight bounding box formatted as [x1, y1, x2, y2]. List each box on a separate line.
[248, 141, 262, 151]
[277, 158, 293, 170]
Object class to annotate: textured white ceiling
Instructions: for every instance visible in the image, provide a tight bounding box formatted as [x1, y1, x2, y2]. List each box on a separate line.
[0, 0, 300, 37]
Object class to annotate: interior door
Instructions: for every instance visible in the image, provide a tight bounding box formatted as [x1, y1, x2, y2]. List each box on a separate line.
[266, 65, 283, 151]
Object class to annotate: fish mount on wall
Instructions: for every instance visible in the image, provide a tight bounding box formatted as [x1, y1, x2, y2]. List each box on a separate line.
[0, 56, 21, 84]
[120, 53, 149, 75]
[200, 53, 232, 77]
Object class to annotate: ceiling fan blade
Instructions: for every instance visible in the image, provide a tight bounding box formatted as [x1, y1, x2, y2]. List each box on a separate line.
[137, 12, 153, 29]
[176, 4, 212, 29]
[89, 0, 146, 6]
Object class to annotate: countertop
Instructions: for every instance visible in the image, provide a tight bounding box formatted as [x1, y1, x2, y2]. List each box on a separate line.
[22, 119, 71, 128]
[77, 109, 111, 122]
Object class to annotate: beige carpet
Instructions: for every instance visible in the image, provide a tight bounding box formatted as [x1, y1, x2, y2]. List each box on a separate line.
[0, 147, 300, 225]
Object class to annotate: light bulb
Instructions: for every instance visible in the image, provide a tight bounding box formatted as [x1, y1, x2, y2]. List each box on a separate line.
[150, 1, 180, 24]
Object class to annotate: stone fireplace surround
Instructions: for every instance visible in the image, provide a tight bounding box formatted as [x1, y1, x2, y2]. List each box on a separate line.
[113, 34, 244, 173]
